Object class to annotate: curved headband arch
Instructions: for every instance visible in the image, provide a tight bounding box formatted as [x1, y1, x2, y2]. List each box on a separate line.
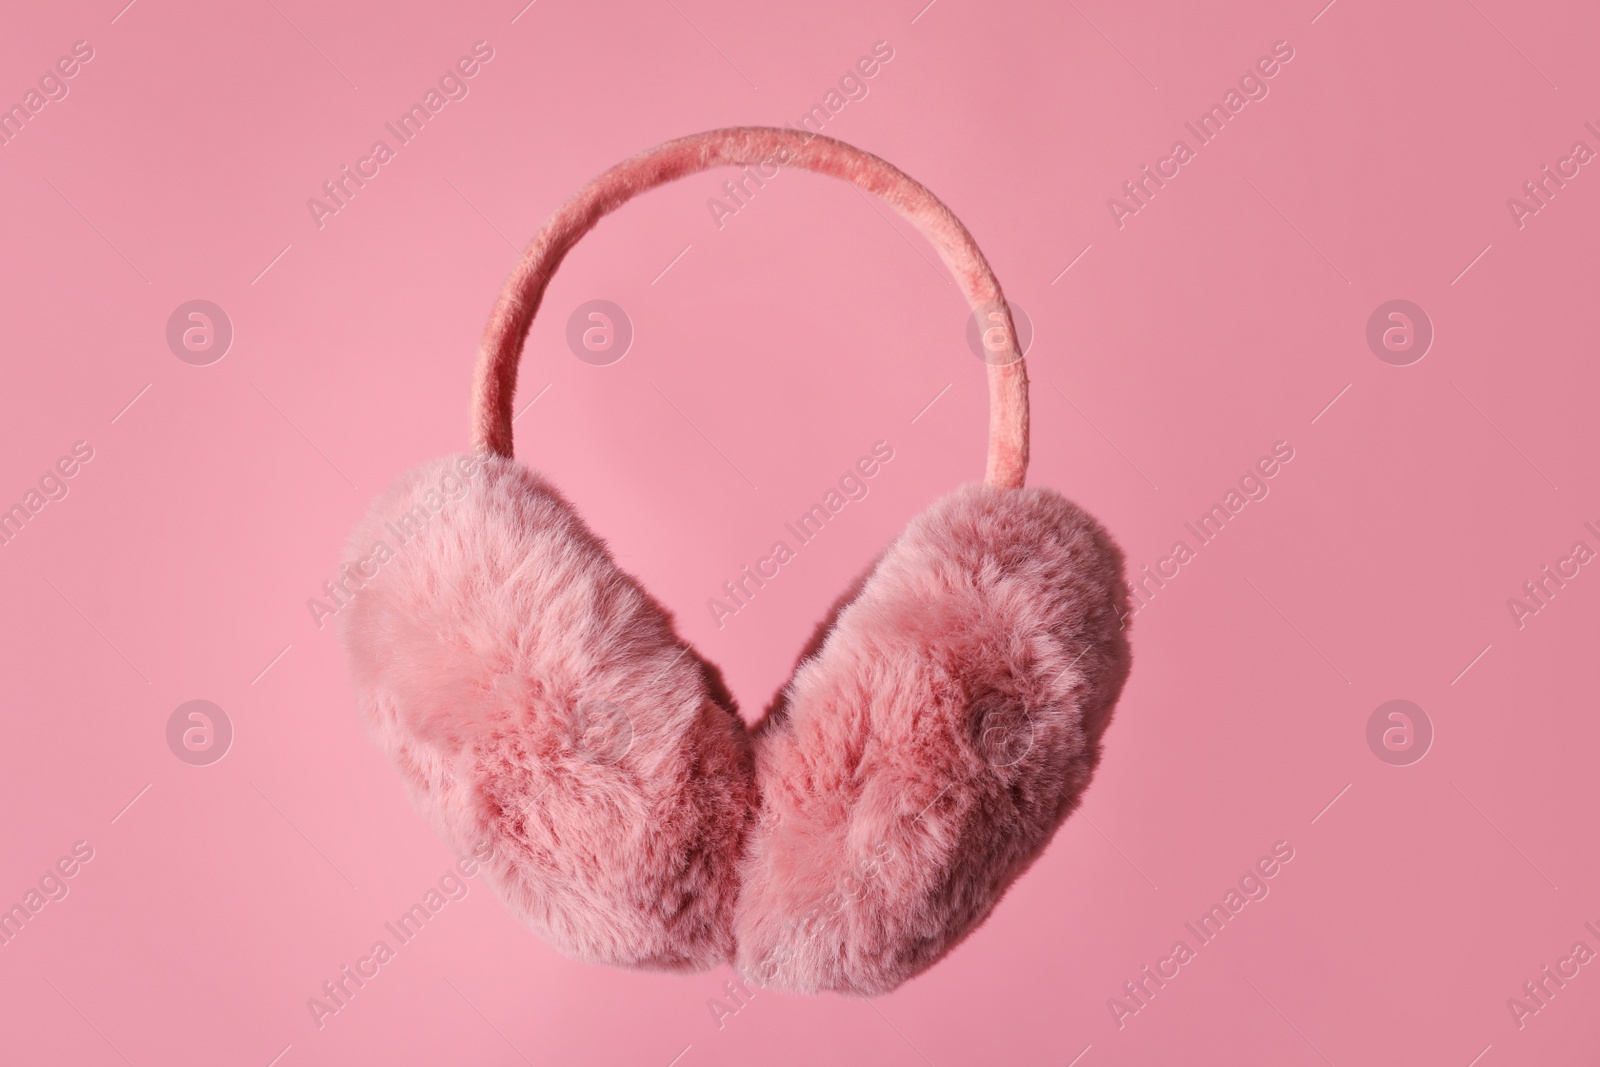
[470, 126, 1029, 490]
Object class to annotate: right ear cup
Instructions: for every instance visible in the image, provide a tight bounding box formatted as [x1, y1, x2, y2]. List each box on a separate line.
[733, 484, 1131, 994]
[339, 453, 756, 971]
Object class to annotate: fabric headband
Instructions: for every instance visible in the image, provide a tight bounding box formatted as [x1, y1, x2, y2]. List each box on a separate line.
[469, 125, 1030, 490]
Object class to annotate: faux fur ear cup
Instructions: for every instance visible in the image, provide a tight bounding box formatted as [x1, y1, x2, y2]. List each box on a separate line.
[338, 454, 756, 971]
[733, 484, 1132, 995]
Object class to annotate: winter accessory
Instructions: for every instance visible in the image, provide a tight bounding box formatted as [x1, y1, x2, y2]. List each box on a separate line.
[340, 126, 1131, 995]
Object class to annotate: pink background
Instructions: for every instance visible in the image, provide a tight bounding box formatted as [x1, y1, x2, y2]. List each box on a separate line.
[1, 0, 1597, 1063]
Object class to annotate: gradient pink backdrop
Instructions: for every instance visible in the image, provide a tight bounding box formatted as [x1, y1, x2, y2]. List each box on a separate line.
[1, 0, 1597, 1064]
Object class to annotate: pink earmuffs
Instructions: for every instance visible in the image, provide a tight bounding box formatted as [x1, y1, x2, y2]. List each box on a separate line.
[339, 127, 1132, 995]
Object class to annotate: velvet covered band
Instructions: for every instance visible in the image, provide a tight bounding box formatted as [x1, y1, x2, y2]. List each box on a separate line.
[468, 126, 1030, 490]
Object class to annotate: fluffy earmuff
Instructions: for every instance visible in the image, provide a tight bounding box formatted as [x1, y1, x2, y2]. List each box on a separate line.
[338, 126, 1132, 995]
[341, 454, 755, 971]
[734, 484, 1130, 994]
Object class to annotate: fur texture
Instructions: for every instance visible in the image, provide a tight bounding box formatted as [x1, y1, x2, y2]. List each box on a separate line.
[733, 484, 1131, 994]
[338, 453, 755, 971]
[340, 458, 1130, 994]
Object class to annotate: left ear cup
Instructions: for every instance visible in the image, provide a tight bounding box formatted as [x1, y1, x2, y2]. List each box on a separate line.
[732, 484, 1131, 994]
[338, 454, 755, 971]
